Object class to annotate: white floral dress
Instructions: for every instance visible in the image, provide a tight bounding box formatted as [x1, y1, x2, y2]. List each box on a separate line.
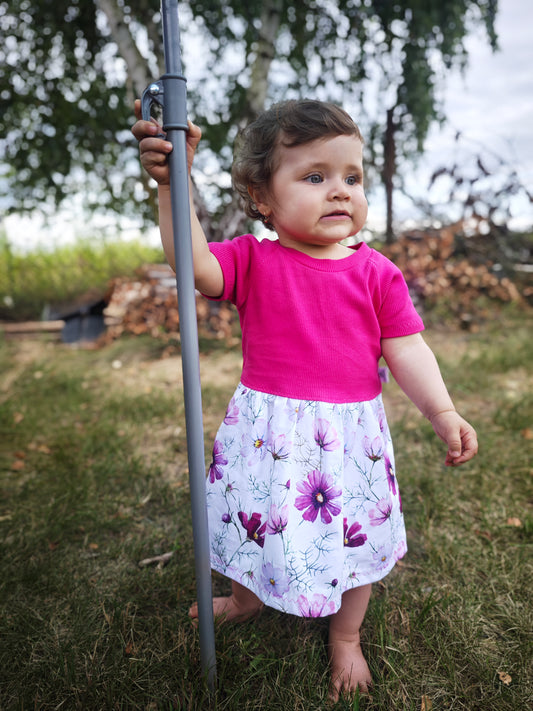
[206, 383, 407, 617]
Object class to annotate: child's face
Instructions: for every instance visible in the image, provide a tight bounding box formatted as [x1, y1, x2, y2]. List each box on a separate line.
[254, 133, 367, 255]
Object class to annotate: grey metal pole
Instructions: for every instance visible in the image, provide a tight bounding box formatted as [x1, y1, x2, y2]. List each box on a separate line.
[144, 0, 216, 690]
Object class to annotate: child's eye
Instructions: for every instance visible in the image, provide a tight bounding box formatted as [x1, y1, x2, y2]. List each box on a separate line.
[346, 175, 360, 186]
[305, 174, 323, 184]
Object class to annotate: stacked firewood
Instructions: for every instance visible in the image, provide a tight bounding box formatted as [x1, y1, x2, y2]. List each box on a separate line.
[102, 264, 237, 343]
[100, 228, 527, 343]
[379, 226, 525, 328]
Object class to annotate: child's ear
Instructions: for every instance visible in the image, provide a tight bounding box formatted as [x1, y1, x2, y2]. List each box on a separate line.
[248, 185, 272, 220]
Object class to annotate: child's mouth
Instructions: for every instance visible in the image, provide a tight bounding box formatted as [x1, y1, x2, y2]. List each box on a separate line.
[322, 211, 350, 219]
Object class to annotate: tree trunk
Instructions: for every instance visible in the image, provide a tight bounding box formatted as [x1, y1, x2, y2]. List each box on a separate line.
[94, 0, 153, 101]
[96, 0, 160, 223]
[383, 107, 396, 244]
[244, 0, 283, 121]
[213, 0, 283, 240]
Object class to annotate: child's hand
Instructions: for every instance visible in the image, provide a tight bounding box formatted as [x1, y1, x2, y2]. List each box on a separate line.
[131, 99, 202, 184]
[429, 410, 478, 466]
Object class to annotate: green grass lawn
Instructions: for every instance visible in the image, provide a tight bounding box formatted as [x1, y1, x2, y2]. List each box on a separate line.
[0, 311, 531, 710]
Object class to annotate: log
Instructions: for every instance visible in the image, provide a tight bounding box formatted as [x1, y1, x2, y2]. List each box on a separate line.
[1, 320, 65, 335]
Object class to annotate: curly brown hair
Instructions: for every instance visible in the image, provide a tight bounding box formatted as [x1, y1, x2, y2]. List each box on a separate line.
[231, 100, 364, 230]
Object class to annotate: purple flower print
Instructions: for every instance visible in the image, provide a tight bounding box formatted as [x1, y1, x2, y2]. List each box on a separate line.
[268, 433, 291, 462]
[368, 499, 392, 526]
[394, 540, 407, 561]
[285, 401, 306, 423]
[378, 366, 390, 383]
[384, 453, 396, 495]
[343, 518, 367, 547]
[373, 546, 390, 571]
[371, 396, 386, 425]
[261, 562, 290, 598]
[343, 428, 356, 461]
[363, 435, 384, 462]
[208, 440, 227, 483]
[223, 398, 239, 425]
[240, 422, 268, 463]
[295, 470, 342, 524]
[297, 593, 336, 617]
[266, 503, 289, 535]
[314, 419, 340, 451]
[238, 511, 267, 548]
[222, 513, 231, 524]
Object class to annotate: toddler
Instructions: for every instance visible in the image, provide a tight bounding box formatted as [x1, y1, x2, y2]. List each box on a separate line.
[132, 99, 478, 701]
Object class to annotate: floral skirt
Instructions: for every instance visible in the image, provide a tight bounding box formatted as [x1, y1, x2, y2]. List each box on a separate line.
[206, 384, 407, 617]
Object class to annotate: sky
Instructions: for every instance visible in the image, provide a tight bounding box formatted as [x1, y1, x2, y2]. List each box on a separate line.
[390, 0, 533, 231]
[3, 0, 532, 250]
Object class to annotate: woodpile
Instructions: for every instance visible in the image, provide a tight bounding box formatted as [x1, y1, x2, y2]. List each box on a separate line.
[379, 226, 526, 329]
[101, 264, 237, 344]
[98, 227, 528, 344]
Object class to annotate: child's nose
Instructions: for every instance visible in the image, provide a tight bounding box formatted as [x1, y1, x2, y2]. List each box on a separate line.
[329, 178, 350, 199]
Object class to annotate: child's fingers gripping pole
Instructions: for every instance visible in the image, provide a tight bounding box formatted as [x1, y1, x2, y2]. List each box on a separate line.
[142, 0, 217, 690]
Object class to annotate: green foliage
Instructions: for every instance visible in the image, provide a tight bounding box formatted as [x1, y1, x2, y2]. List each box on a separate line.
[187, 0, 498, 163]
[0, 235, 164, 320]
[0, 0, 498, 228]
[0, 0, 149, 219]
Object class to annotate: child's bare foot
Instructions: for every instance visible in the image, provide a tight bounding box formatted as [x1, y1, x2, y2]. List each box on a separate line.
[328, 635, 372, 702]
[189, 582, 263, 624]
[327, 584, 372, 702]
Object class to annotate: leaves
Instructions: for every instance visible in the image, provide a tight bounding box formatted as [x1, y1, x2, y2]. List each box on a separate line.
[1, 0, 498, 228]
[498, 671, 512, 686]
[0, 0, 146, 219]
[506, 517, 522, 528]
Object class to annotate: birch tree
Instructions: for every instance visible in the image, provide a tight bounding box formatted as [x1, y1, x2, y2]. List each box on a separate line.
[0, 0, 498, 240]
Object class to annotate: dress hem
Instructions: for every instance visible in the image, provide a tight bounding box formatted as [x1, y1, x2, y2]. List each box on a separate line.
[210, 547, 407, 618]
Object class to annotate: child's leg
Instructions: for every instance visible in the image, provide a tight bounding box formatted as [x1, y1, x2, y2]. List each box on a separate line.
[328, 583, 372, 701]
[189, 580, 263, 623]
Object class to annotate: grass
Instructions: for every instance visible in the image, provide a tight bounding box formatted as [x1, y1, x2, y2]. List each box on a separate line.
[0, 235, 165, 321]
[1, 311, 532, 710]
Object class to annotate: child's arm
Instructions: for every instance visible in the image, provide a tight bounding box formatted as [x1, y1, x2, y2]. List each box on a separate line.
[381, 333, 478, 466]
[131, 100, 223, 297]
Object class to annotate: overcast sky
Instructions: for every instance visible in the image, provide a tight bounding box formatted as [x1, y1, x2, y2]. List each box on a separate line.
[4, 0, 532, 249]
[390, 0, 533, 229]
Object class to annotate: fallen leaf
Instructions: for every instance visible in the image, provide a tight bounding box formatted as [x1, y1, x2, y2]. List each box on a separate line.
[89, 542, 99, 551]
[474, 529, 493, 541]
[14, 450, 26, 459]
[13, 412, 24, 424]
[28, 442, 52, 454]
[124, 641, 135, 655]
[11, 460, 25, 471]
[521, 427, 533, 440]
[497, 671, 512, 686]
[506, 517, 522, 527]
[421, 695, 433, 710]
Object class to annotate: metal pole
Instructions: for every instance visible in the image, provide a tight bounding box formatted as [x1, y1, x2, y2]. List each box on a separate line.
[146, 0, 217, 690]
